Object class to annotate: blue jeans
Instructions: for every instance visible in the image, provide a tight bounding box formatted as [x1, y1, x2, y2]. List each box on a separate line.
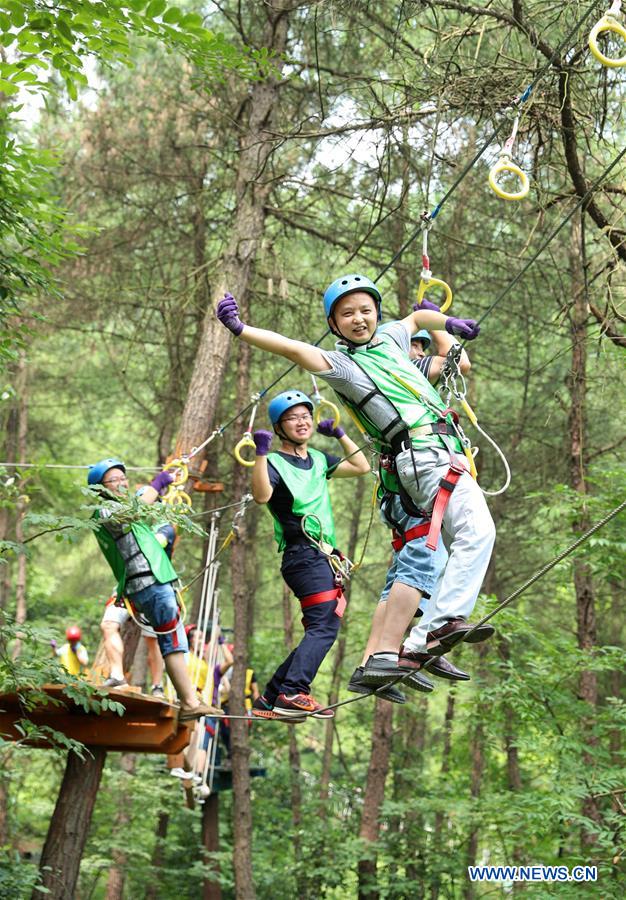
[128, 581, 187, 657]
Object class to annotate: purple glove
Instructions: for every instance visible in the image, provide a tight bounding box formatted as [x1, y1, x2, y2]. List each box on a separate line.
[150, 471, 174, 494]
[50, 639, 57, 649]
[216, 293, 244, 336]
[413, 298, 441, 313]
[253, 430, 273, 456]
[445, 317, 480, 340]
[316, 419, 345, 439]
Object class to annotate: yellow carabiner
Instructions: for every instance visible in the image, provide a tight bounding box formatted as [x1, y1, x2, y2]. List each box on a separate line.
[234, 432, 257, 468]
[416, 276, 453, 314]
[163, 458, 189, 487]
[589, 14, 626, 67]
[313, 399, 341, 428]
[488, 154, 529, 201]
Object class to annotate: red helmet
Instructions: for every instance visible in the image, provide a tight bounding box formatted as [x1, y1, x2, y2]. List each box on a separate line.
[185, 623, 197, 638]
[66, 625, 81, 642]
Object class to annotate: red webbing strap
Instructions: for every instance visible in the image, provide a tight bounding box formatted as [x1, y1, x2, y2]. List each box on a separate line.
[391, 521, 430, 552]
[425, 466, 464, 550]
[299, 587, 346, 618]
[153, 613, 181, 648]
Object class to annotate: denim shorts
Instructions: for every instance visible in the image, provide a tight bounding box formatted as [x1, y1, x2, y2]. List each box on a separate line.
[127, 581, 188, 656]
[380, 530, 447, 600]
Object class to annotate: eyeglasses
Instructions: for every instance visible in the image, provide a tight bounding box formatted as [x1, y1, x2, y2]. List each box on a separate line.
[103, 476, 127, 486]
[282, 414, 313, 424]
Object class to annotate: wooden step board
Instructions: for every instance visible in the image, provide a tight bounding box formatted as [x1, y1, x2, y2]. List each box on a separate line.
[0, 684, 192, 754]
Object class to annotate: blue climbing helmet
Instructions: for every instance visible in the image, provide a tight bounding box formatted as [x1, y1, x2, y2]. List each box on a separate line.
[411, 329, 431, 349]
[323, 274, 382, 321]
[87, 458, 126, 486]
[268, 391, 314, 426]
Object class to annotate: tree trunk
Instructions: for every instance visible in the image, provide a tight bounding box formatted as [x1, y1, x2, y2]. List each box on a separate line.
[319, 478, 366, 807]
[35, 748, 107, 900]
[357, 698, 394, 900]
[568, 212, 600, 846]
[175, 6, 292, 462]
[11, 351, 28, 660]
[145, 812, 169, 900]
[429, 690, 456, 900]
[202, 794, 222, 900]
[229, 338, 256, 900]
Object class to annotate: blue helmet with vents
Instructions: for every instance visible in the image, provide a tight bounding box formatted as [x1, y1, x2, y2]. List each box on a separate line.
[323, 274, 382, 321]
[411, 329, 431, 349]
[268, 391, 314, 426]
[87, 458, 126, 486]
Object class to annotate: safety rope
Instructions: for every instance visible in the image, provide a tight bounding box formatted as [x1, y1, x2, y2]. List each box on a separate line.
[180, 494, 252, 593]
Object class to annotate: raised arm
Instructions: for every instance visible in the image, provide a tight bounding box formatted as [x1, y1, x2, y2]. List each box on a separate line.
[250, 431, 275, 504]
[399, 298, 480, 344]
[217, 294, 331, 373]
[316, 419, 370, 478]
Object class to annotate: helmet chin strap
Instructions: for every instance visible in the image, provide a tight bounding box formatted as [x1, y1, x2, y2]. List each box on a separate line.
[275, 425, 308, 456]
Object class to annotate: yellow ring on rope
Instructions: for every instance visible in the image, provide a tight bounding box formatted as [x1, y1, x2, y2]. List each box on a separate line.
[234, 433, 257, 468]
[589, 15, 626, 67]
[417, 276, 453, 313]
[488, 155, 530, 201]
[163, 458, 189, 487]
[168, 490, 192, 507]
[313, 399, 341, 428]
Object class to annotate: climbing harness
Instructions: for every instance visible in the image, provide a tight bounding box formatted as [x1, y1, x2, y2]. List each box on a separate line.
[310, 374, 341, 427]
[589, 1, 626, 67]
[234, 394, 261, 468]
[122, 587, 187, 639]
[440, 344, 512, 496]
[417, 215, 453, 312]
[300, 512, 355, 589]
[161, 459, 192, 508]
[488, 101, 530, 202]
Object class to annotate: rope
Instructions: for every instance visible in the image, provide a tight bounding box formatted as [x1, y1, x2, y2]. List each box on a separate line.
[298, 497, 626, 718]
[376, 1, 601, 281]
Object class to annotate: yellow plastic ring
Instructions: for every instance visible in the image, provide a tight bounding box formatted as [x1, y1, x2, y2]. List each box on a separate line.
[169, 491, 192, 507]
[488, 156, 530, 201]
[417, 277, 453, 314]
[234, 434, 257, 468]
[589, 16, 626, 67]
[163, 459, 189, 487]
[313, 399, 341, 429]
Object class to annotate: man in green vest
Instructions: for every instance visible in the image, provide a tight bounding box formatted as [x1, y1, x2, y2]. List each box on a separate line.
[249, 390, 370, 719]
[88, 458, 219, 722]
[216, 278, 496, 680]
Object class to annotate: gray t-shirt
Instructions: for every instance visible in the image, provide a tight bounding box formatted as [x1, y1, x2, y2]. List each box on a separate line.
[315, 321, 410, 389]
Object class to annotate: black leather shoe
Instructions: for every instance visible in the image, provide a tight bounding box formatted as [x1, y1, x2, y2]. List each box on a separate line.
[426, 618, 495, 652]
[399, 647, 470, 682]
[348, 667, 406, 704]
[360, 655, 402, 686]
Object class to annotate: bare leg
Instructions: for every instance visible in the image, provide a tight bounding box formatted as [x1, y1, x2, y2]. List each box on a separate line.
[374, 581, 421, 654]
[101, 621, 125, 681]
[164, 651, 201, 708]
[145, 636, 164, 685]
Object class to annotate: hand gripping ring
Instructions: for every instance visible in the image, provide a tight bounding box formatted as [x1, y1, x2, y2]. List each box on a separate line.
[488, 155, 530, 201]
[163, 458, 189, 487]
[313, 398, 341, 428]
[234, 432, 257, 468]
[417, 277, 453, 314]
[589, 15, 626, 67]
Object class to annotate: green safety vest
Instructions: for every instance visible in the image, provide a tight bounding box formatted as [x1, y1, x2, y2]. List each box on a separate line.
[267, 448, 337, 552]
[93, 513, 177, 597]
[336, 331, 462, 454]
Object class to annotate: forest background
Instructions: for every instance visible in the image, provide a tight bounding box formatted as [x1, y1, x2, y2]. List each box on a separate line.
[0, 1, 624, 898]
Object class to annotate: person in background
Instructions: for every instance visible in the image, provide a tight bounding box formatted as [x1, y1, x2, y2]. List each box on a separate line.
[52, 625, 89, 676]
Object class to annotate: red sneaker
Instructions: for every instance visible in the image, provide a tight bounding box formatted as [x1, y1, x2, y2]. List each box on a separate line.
[251, 696, 305, 723]
[274, 693, 334, 719]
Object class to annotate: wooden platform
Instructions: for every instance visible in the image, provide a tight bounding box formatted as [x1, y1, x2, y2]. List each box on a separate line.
[0, 684, 192, 754]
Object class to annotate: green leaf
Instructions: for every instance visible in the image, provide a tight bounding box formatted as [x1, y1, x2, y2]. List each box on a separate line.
[6, 2, 25, 28]
[65, 77, 78, 101]
[162, 7, 182, 25]
[0, 12, 11, 31]
[57, 18, 74, 44]
[146, 0, 167, 18]
[180, 12, 204, 29]
[0, 79, 19, 96]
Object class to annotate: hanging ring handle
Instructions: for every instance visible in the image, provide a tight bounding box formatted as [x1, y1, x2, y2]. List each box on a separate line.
[589, 4, 626, 67]
[234, 433, 257, 468]
[313, 398, 341, 428]
[416, 277, 453, 313]
[488, 154, 530, 201]
[163, 458, 189, 487]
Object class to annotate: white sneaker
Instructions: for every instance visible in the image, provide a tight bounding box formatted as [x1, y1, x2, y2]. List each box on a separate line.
[170, 767, 194, 780]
